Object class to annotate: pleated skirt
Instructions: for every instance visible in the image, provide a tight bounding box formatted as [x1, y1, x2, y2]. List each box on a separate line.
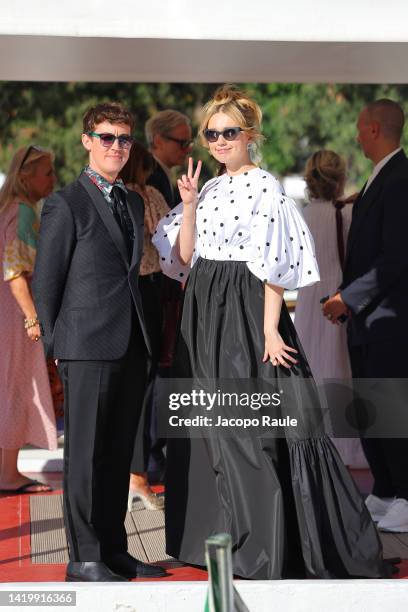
[165, 258, 389, 579]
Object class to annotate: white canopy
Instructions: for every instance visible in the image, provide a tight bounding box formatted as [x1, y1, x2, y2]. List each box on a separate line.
[1, 0, 408, 82]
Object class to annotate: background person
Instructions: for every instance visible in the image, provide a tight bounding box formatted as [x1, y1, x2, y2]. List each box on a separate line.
[294, 149, 367, 468]
[0, 145, 57, 494]
[323, 99, 408, 533]
[120, 142, 168, 511]
[145, 109, 193, 209]
[145, 109, 193, 478]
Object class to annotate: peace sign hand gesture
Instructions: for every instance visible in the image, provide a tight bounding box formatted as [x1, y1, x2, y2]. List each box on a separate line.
[177, 157, 202, 208]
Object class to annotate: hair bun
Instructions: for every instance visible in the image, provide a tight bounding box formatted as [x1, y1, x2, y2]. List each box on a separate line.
[305, 150, 346, 202]
[198, 83, 264, 155]
[213, 83, 248, 106]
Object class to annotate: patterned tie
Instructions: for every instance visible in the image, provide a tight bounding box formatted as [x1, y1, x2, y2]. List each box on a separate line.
[110, 185, 134, 260]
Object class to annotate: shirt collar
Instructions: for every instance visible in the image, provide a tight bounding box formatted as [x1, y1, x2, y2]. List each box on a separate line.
[84, 165, 127, 200]
[363, 147, 402, 195]
[372, 147, 402, 175]
[152, 155, 173, 185]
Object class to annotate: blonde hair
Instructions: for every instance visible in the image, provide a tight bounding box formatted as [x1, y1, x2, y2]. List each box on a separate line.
[304, 150, 346, 202]
[0, 146, 52, 215]
[145, 110, 190, 147]
[198, 84, 264, 151]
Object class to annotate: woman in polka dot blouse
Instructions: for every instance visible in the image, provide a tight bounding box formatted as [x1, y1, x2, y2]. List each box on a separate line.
[153, 85, 391, 580]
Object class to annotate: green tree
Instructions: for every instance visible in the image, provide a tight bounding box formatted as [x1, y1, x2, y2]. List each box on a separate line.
[1, 82, 407, 189]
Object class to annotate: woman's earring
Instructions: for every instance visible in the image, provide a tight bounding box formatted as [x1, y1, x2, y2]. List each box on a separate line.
[247, 142, 261, 164]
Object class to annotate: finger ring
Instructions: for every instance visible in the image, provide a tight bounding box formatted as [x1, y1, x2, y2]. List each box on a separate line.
[327, 314, 333, 320]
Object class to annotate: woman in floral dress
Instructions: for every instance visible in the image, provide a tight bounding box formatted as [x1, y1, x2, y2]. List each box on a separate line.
[0, 146, 57, 493]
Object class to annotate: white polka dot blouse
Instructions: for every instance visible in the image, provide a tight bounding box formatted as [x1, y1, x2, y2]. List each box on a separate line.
[152, 167, 320, 290]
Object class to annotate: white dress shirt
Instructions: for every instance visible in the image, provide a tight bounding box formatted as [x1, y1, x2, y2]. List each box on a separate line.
[363, 147, 402, 194]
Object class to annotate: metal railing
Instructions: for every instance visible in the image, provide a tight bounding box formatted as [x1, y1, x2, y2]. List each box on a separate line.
[204, 534, 250, 612]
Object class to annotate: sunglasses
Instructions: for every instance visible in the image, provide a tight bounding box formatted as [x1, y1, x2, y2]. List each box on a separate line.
[203, 127, 243, 143]
[87, 132, 134, 149]
[164, 136, 193, 149]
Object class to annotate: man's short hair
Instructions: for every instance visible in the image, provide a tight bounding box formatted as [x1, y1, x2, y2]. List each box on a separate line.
[83, 103, 135, 134]
[365, 99, 405, 141]
[145, 110, 190, 147]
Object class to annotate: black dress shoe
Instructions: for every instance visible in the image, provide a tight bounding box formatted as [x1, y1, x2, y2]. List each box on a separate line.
[65, 561, 128, 582]
[104, 552, 167, 579]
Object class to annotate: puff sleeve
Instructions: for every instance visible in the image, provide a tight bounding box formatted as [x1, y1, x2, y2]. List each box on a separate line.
[152, 202, 197, 282]
[247, 185, 320, 290]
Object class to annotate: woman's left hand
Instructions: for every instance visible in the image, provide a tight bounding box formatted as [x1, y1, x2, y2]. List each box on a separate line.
[263, 329, 298, 369]
[27, 323, 41, 342]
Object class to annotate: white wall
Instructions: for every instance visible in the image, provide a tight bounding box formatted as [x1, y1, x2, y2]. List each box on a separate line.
[1, 1, 408, 82]
[2, 0, 408, 42]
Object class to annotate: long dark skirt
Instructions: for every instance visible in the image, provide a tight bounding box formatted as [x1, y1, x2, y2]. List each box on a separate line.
[165, 258, 389, 579]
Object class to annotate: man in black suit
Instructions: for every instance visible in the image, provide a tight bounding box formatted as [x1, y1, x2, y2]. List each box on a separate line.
[33, 103, 166, 582]
[323, 99, 408, 532]
[141, 110, 192, 479]
[145, 109, 192, 208]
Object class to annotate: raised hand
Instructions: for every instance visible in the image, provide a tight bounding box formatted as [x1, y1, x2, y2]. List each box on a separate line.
[177, 157, 202, 207]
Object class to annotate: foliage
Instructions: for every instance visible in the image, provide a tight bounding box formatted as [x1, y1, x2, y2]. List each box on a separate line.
[0, 82, 407, 189]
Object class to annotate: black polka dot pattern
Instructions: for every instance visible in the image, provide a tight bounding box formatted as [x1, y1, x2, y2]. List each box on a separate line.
[152, 168, 317, 287]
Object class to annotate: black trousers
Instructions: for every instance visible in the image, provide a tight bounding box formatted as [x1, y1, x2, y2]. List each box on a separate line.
[58, 332, 147, 561]
[348, 339, 408, 500]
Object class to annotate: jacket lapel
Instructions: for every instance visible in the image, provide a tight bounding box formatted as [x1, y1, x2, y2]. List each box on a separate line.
[345, 150, 406, 261]
[79, 173, 130, 269]
[345, 181, 382, 258]
[126, 192, 144, 271]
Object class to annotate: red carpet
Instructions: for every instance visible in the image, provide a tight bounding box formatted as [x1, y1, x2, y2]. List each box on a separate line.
[0, 481, 207, 583]
[0, 471, 406, 582]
